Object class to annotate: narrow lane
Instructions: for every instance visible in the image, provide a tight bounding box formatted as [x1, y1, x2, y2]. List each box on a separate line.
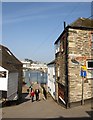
[1, 86, 92, 119]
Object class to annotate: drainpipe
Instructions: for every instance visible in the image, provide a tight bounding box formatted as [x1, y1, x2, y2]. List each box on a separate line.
[63, 21, 69, 108]
[65, 28, 69, 108]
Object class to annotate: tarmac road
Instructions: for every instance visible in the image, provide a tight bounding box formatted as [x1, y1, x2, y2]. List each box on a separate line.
[1, 86, 93, 120]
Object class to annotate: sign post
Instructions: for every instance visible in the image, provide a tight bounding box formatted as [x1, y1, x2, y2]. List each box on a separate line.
[80, 66, 87, 105]
[82, 76, 84, 105]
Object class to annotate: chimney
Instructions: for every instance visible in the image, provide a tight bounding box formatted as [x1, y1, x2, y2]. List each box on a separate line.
[64, 21, 66, 29]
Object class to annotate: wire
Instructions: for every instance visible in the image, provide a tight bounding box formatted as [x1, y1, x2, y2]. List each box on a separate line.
[31, 3, 81, 58]
[30, 3, 92, 63]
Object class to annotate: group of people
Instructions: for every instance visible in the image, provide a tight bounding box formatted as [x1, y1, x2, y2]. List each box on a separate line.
[28, 85, 47, 102]
[30, 88, 40, 102]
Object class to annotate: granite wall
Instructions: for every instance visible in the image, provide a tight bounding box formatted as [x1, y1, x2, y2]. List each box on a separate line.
[68, 28, 93, 103]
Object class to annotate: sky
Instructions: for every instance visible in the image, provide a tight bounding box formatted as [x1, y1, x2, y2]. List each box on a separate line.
[1, 1, 92, 63]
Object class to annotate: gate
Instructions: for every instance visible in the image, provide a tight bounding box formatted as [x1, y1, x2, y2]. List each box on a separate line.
[58, 83, 66, 105]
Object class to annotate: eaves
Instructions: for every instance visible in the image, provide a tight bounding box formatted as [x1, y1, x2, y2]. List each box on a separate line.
[54, 25, 93, 45]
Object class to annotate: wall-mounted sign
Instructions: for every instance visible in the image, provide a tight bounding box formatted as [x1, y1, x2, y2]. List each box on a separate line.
[81, 66, 87, 71]
[80, 70, 87, 77]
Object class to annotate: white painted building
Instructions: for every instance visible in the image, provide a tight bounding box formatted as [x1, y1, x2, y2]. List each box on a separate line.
[47, 60, 55, 99]
[0, 67, 8, 91]
[30, 63, 47, 71]
[0, 45, 22, 101]
[21, 60, 47, 72]
[21, 61, 31, 68]
[0, 66, 18, 100]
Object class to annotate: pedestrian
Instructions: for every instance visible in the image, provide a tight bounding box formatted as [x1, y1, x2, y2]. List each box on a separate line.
[30, 88, 35, 102]
[27, 88, 29, 93]
[29, 85, 33, 92]
[35, 89, 40, 101]
[42, 86, 47, 100]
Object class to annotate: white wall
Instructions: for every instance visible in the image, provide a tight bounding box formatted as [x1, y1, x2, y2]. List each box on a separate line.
[0, 66, 19, 100]
[47, 64, 55, 99]
[0, 66, 8, 91]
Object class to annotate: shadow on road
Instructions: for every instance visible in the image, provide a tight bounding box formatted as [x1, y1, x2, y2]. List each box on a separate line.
[2, 93, 30, 108]
[86, 110, 93, 119]
[1, 117, 92, 120]
[18, 93, 31, 104]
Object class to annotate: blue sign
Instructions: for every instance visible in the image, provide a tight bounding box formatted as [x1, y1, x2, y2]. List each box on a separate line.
[80, 70, 87, 77]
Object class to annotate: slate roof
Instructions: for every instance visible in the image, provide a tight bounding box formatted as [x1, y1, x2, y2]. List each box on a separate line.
[47, 60, 55, 66]
[70, 17, 93, 28]
[54, 17, 93, 44]
[0, 44, 22, 72]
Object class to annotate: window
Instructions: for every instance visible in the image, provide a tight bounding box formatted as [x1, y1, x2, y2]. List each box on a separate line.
[91, 34, 93, 49]
[86, 60, 93, 78]
[0, 71, 6, 78]
[92, 43, 93, 49]
[92, 34, 93, 41]
[88, 61, 93, 68]
[60, 40, 64, 52]
[55, 41, 60, 54]
[86, 60, 93, 69]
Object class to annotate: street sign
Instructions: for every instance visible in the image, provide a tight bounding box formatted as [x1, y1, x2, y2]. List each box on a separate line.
[81, 66, 87, 71]
[80, 70, 87, 77]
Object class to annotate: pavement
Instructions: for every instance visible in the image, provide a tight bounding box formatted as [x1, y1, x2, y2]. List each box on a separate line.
[0, 85, 93, 120]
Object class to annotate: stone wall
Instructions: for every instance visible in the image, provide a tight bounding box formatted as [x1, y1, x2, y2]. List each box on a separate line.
[68, 28, 93, 103]
[55, 32, 68, 105]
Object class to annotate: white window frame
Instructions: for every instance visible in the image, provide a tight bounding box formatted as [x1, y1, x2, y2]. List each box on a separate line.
[86, 60, 93, 78]
[86, 60, 93, 70]
[0, 71, 7, 78]
[92, 34, 93, 42]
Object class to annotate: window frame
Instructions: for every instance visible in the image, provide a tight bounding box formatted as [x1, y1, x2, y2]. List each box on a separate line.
[86, 60, 93, 78]
[86, 60, 93, 70]
[0, 71, 7, 78]
[55, 40, 60, 54]
[91, 34, 93, 49]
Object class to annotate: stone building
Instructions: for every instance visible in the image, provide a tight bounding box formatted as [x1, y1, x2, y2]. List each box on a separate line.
[0, 44, 23, 101]
[54, 18, 93, 108]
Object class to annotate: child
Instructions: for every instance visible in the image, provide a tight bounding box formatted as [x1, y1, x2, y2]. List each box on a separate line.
[30, 89, 35, 102]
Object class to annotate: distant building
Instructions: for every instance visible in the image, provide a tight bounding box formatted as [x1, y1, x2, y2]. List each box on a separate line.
[47, 60, 55, 99]
[54, 18, 93, 108]
[21, 60, 47, 72]
[30, 63, 47, 72]
[0, 44, 23, 101]
[21, 60, 31, 68]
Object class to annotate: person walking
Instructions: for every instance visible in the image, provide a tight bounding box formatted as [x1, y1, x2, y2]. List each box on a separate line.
[30, 89, 35, 102]
[42, 86, 47, 100]
[35, 89, 40, 101]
